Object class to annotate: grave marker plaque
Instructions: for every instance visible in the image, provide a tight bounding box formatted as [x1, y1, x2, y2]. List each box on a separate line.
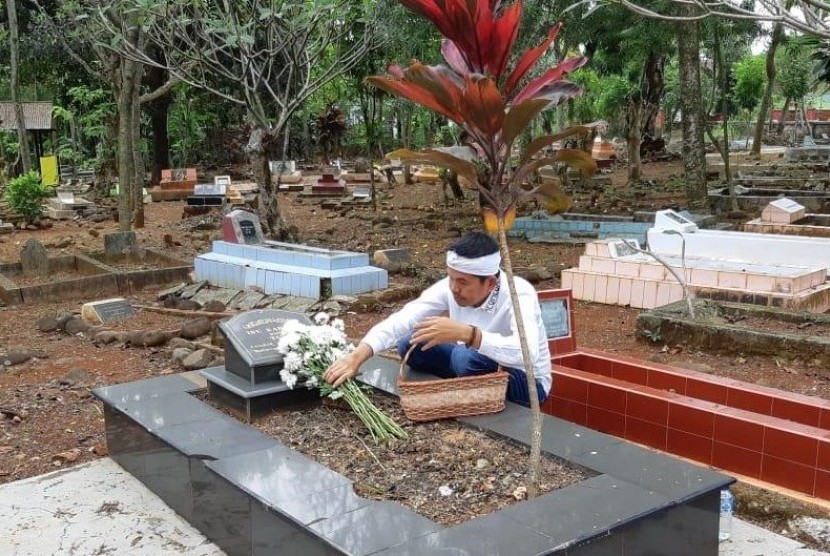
[222, 209, 264, 245]
[81, 297, 136, 325]
[537, 289, 576, 354]
[214, 175, 232, 187]
[220, 309, 313, 384]
[193, 183, 227, 196]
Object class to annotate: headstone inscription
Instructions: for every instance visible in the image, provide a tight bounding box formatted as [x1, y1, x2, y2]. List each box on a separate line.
[540, 297, 571, 340]
[20, 238, 49, 277]
[81, 297, 136, 325]
[222, 209, 264, 245]
[219, 309, 313, 384]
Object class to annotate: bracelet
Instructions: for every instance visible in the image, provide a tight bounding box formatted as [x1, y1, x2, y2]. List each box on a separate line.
[467, 325, 477, 346]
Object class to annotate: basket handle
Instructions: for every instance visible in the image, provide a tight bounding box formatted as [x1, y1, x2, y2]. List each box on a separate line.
[399, 343, 418, 381]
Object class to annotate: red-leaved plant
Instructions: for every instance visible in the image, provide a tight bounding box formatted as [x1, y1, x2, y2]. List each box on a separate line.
[366, 0, 596, 497]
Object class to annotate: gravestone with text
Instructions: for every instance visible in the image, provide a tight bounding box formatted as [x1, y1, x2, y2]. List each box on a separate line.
[81, 297, 136, 325]
[203, 309, 316, 420]
[220, 309, 313, 384]
[222, 209, 264, 245]
[538, 289, 576, 354]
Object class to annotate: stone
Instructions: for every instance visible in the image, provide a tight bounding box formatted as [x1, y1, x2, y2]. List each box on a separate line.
[222, 209, 264, 244]
[81, 298, 136, 325]
[179, 316, 213, 340]
[182, 349, 214, 370]
[93, 330, 122, 345]
[20, 238, 49, 277]
[202, 300, 226, 313]
[2, 350, 34, 366]
[133, 331, 171, 348]
[171, 348, 193, 365]
[168, 337, 196, 350]
[373, 248, 411, 272]
[36, 316, 60, 333]
[103, 231, 137, 257]
[64, 318, 91, 335]
[64, 368, 92, 386]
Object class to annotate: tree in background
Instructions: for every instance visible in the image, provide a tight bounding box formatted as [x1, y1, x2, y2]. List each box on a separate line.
[5, 0, 32, 173]
[776, 38, 814, 142]
[733, 55, 767, 149]
[104, 0, 384, 240]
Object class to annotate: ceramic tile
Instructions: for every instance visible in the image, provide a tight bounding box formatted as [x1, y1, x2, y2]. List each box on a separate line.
[612, 362, 648, 386]
[647, 369, 687, 395]
[667, 429, 713, 465]
[763, 426, 818, 467]
[553, 373, 588, 403]
[712, 441, 762, 478]
[727, 387, 773, 416]
[713, 411, 765, 451]
[586, 407, 625, 437]
[630, 279, 646, 308]
[686, 380, 728, 405]
[587, 382, 627, 413]
[624, 416, 667, 450]
[626, 391, 669, 425]
[668, 403, 715, 437]
[760, 454, 816, 495]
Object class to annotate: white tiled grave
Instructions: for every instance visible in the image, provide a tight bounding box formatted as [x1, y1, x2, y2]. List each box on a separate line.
[562, 212, 830, 311]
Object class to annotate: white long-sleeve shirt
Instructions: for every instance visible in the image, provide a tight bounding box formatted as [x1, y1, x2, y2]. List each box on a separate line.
[362, 273, 552, 394]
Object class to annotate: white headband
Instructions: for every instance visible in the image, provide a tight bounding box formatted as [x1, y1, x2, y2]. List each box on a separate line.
[446, 250, 501, 276]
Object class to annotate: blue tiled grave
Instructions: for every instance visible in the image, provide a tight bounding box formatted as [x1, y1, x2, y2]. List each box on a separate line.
[195, 240, 387, 298]
[96, 358, 733, 556]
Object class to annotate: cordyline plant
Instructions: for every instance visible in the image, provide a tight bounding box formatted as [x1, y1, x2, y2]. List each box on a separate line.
[366, 0, 597, 497]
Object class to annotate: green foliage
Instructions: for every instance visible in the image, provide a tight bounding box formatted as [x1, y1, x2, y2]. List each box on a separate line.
[777, 39, 814, 102]
[4, 171, 50, 224]
[168, 84, 217, 167]
[641, 328, 662, 343]
[733, 55, 766, 113]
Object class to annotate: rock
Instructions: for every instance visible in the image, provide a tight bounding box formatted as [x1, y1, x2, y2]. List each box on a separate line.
[36, 316, 60, 333]
[168, 337, 196, 350]
[93, 330, 122, 345]
[2, 350, 34, 366]
[179, 316, 212, 340]
[181, 349, 214, 370]
[56, 311, 76, 330]
[52, 237, 74, 249]
[64, 317, 91, 336]
[64, 368, 92, 386]
[171, 348, 193, 365]
[516, 267, 553, 284]
[373, 248, 411, 272]
[137, 331, 171, 347]
[88, 229, 99, 238]
[377, 286, 421, 304]
[203, 300, 226, 313]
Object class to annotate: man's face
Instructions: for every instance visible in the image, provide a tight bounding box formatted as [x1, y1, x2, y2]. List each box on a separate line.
[447, 268, 496, 307]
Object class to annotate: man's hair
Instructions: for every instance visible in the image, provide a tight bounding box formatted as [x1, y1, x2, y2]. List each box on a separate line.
[448, 232, 500, 281]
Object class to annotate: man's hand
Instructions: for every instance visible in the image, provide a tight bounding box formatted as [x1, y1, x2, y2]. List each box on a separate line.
[324, 343, 373, 388]
[412, 317, 471, 351]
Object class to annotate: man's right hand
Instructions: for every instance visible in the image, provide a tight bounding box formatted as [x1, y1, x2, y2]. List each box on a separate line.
[323, 343, 373, 388]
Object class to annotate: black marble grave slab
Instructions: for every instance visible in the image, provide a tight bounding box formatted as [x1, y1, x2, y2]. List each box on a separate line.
[96, 357, 734, 556]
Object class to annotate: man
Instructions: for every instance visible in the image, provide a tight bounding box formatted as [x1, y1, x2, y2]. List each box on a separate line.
[324, 231, 551, 407]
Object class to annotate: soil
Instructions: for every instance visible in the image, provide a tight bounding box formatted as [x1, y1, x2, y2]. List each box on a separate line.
[0, 156, 829, 548]
[206, 391, 586, 527]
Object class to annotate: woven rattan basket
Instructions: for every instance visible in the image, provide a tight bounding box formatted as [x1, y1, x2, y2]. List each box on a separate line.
[397, 344, 509, 422]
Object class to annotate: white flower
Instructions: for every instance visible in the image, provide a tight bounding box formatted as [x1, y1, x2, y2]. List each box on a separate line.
[438, 485, 454, 497]
[331, 318, 345, 332]
[283, 352, 303, 372]
[279, 368, 298, 389]
[277, 331, 302, 354]
[313, 312, 330, 325]
[306, 375, 319, 388]
[328, 390, 344, 400]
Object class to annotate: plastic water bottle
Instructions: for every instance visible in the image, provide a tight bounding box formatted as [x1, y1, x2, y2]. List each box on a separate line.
[719, 489, 734, 541]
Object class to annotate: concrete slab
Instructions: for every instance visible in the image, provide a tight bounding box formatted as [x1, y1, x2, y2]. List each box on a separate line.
[0, 458, 225, 556]
[720, 517, 828, 556]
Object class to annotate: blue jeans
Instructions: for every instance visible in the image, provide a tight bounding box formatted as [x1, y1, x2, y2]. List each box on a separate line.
[397, 337, 548, 407]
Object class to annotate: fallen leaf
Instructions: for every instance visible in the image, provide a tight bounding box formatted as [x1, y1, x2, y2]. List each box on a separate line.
[52, 448, 82, 464]
[512, 485, 527, 500]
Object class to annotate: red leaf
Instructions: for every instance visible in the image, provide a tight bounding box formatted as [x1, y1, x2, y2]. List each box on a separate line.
[482, 1, 522, 79]
[512, 56, 588, 105]
[504, 23, 561, 97]
[365, 62, 466, 124]
[442, 40, 469, 75]
[461, 75, 505, 137]
[526, 81, 584, 109]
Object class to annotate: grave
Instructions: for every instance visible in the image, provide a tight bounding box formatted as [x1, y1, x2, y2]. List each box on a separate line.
[0, 236, 192, 306]
[186, 182, 227, 207]
[196, 210, 387, 298]
[310, 173, 346, 196]
[201, 309, 318, 421]
[540, 289, 830, 502]
[20, 239, 49, 278]
[269, 160, 303, 185]
[150, 168, 198, 201]
[784, 145, 830, 162]
[94, 295, 732, 554]
[744, 198, 830, 238]
[45, 191, 94, 220]
[510, 210, 714, 245]
[708, 185, 830, 212]
[561, 210, 830, 312]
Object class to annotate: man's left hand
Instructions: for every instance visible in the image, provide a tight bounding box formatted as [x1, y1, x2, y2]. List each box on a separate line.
[411, 317, 471, 351]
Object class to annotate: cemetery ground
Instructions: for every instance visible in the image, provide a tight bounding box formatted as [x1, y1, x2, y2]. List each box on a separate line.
[1, 158, 830, 549]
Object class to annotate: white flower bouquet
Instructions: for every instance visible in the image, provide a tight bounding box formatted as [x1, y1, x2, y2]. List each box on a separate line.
[277, 313, 408, 442]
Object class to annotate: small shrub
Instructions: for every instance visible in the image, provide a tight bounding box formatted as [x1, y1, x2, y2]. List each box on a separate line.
[5, 171, 50, 224]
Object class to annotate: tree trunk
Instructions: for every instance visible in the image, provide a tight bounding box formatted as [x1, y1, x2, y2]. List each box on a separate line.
[131, 64, 146, 229]
[116, 56, 139, 231]
[709, 29, 737, 211]
[676, 19, 707, 208]
[145, 63, 172, 185]
[496, 220, 542, 499]
[626, 99, 643, 184]
[777, 98, 791, 136]
[7, 0, 32, 174]
[751, 23, 783, 157]
[248, 126, 294, 241]
[641, 52, 665, 137]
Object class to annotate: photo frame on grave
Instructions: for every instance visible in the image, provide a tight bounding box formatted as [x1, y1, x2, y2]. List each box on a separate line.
[537, 289, 576, 354]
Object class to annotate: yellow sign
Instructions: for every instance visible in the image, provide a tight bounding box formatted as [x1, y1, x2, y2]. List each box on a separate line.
[40, 156, 59, 186]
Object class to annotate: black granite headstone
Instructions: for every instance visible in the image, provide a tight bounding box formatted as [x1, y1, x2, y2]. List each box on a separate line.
[220, 309, 313, 384]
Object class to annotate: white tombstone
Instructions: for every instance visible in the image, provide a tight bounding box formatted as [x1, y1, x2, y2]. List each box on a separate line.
[761, 198, 806, 224]
[223, 209, 264, 245]
[654, 210, 698, 234]
[57, 191, 75, 205]
[269, 160, 296, 174]
[214, 175, 232, 187]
